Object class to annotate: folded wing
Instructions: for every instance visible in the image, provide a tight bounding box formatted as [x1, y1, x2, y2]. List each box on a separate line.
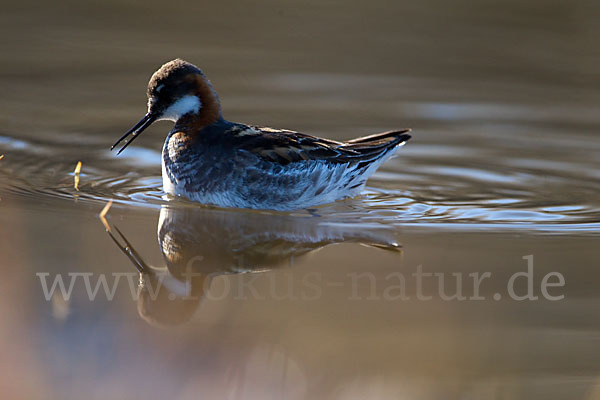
[236, 126, 411, 166]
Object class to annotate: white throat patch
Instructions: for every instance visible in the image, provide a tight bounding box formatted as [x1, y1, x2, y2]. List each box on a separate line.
[158, 95, 201, 122]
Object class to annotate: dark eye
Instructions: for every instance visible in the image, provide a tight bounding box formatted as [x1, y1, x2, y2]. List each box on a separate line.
[155, 84, 165, 93]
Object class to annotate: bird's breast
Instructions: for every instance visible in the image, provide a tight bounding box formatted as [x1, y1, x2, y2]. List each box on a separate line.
[162, 132, 197, 195]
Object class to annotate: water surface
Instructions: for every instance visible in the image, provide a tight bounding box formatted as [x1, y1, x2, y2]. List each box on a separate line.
[0, 0, 599, 399]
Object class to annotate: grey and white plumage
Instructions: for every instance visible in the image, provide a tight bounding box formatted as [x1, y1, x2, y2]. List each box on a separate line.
[113, 59, 411, 210]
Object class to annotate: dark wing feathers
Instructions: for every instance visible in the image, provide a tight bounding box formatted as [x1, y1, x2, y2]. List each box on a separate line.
[234, 126, 411, 166]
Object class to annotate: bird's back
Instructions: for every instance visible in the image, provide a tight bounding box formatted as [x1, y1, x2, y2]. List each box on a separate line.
[162, 122, 410, 210]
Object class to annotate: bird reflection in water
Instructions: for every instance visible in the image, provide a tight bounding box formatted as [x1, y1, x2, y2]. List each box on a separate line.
[105, 206, 402, 327]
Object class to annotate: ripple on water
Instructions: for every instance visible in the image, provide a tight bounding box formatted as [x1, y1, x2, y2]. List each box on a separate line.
[0, 133, 598, 233]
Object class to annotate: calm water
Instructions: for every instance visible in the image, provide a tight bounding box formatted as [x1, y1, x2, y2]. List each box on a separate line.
[0, 0, 599, 399]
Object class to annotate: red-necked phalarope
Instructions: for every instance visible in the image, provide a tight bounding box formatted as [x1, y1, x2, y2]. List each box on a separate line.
[112, 59, 411, 210]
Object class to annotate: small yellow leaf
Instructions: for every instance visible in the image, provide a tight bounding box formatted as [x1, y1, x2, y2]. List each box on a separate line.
[73, 161, 82, 191]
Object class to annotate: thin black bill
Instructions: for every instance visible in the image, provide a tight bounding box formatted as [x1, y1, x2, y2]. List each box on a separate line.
[111, 113, 157, 155]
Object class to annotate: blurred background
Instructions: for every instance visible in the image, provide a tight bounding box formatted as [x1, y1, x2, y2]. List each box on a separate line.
[0, 0, 599, 399]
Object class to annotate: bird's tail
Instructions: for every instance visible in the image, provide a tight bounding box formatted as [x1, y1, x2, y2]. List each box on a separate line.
[341, 129, 411, 161]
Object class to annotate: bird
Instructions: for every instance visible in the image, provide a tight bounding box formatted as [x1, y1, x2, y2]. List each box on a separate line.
[112, 59, 411, 211]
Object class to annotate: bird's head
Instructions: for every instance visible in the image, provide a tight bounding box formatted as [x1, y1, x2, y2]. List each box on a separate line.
[112, 59, 222, 154]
